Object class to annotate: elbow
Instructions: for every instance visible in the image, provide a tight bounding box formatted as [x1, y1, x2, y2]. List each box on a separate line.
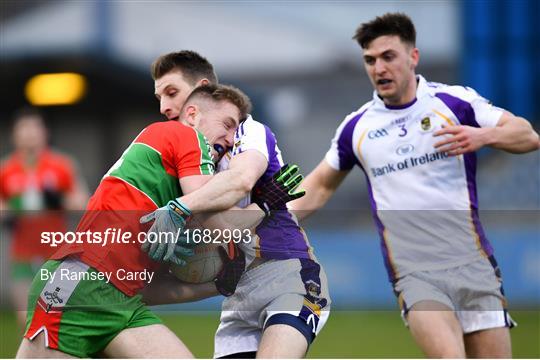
[522, 134, 540, 153]
[507, 129, 540, 154]
[524, 121, 540, 151]
[238, 175, 254, 195]
[527, 131, 540, 152]
[230, 168, 254, 195]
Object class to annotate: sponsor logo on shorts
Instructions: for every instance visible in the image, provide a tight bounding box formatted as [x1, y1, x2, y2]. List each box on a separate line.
[43, 286, 64, 305]
[306, 280, 321, 298]
[306, 313, 318, 333]
[42, 286, 64, 312]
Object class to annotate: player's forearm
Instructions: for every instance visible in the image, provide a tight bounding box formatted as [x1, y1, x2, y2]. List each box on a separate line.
[487, 117, 540, 153]
[289, 177, 333, 221]
[197, 204, 264, 231]
[180, 168, 252, 213]
[290, 192, 332, 221]
[141, 273, 218, 305]
[290, 161, 347, 220]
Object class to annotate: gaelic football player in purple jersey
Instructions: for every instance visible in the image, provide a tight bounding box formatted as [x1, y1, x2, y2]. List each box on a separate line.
[291, 12, 539, 358]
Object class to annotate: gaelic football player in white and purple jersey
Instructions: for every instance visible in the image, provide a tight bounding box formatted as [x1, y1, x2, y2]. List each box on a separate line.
[214, 116, 331, 359]
[291, 12, 539, 358]
[148, 51, 330, 358]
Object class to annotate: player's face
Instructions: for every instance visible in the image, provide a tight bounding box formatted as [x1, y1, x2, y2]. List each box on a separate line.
[13, 116, 47, 153]
[190, 101, 241, 161]
[362, 35, 419, 105]
[154, 71, 196, 121]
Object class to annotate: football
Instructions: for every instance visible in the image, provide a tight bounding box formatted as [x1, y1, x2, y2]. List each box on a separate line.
[170, 243, 225, 283]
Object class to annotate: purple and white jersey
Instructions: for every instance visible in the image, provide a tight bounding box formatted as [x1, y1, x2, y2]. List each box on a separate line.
[325, 75, 504, 281]
[218, 116, 315, 263]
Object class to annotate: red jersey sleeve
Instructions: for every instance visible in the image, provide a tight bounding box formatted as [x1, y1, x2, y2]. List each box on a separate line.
[134, 121, 215, 179]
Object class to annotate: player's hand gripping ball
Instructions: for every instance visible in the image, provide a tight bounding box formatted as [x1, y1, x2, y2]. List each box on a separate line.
[140, 199, 194, 265]
[214, 243, 246, 296]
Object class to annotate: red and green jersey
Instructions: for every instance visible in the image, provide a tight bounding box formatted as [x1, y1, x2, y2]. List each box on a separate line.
[52, 121, 214, 296]
[0, 149, 75, 261]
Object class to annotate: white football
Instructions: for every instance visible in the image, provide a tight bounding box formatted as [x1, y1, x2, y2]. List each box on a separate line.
[170, 243, 225, 283]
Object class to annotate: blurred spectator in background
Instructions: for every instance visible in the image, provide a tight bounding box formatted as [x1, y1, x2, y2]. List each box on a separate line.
[0, 107, 88, 329]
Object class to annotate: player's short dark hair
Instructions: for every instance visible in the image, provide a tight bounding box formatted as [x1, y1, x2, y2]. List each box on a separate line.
[150, 50, 218, 85]
[185, 84, 252, 122]
[353, 13, 416, 49]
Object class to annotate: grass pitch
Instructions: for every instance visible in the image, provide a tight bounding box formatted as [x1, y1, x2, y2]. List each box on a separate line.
[1, 310, 538, 357]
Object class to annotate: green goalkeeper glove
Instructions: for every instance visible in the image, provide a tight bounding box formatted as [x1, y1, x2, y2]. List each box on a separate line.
[253, 163, 306, 216]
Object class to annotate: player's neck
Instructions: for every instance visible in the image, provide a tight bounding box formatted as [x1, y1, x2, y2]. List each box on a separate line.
[18, 148, 42, 168]
[179, 119, 191, 128]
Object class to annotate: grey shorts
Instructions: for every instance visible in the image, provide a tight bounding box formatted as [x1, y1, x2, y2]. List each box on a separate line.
[214, 258, 331, 358]
[393, 256, 515, 333]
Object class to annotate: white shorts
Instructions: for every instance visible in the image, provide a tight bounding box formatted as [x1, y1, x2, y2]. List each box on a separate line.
[393, 256, 515, 334]
[214, 258, 331, 358]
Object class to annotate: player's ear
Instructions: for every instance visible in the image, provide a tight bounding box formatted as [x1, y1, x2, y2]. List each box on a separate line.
[197, 78, 210, 87]
[410, 47, 419, 69]
[185, 105, 199, 126]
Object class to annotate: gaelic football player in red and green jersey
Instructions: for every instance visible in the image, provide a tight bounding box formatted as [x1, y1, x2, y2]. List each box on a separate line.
[0, 108, 88, 329]
[146, 51, 327, 359]
[17, 84, 255, 358]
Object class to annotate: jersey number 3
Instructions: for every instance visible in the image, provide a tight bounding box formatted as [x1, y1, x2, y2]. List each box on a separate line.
[398, 124, 408, 137]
